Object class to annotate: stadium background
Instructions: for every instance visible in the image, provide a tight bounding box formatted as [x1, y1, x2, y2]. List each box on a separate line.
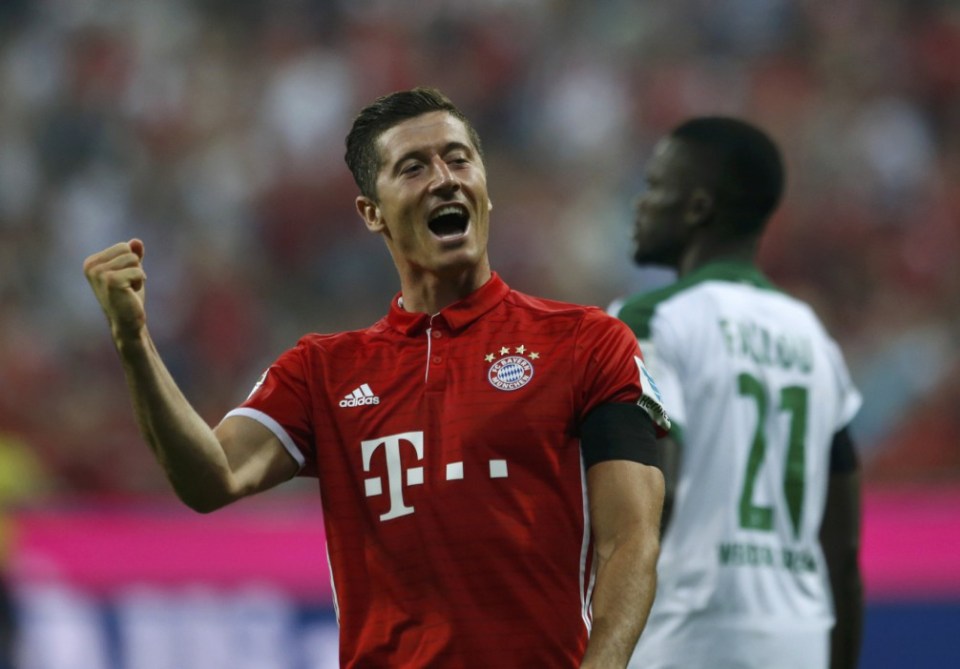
[0, 0, 957, 666]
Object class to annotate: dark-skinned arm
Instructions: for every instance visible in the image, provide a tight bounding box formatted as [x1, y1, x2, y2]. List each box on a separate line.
[819, 428, 863, 669]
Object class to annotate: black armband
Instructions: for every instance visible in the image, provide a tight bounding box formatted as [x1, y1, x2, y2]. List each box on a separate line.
[581, 403, 659, 469]
[829, 427, 859, 474]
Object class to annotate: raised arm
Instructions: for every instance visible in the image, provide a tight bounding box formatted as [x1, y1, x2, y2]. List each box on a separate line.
[84, 240, 298, 512]
[580, 458, 664, 668]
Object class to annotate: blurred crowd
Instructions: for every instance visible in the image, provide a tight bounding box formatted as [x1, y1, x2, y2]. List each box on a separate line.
[0, 0, 957, 499]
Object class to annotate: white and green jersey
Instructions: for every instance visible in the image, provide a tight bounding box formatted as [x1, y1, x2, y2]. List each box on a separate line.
[612, 261, 861, 669]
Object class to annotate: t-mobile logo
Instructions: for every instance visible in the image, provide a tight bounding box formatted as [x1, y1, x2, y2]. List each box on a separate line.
[361, 431, 424, 521]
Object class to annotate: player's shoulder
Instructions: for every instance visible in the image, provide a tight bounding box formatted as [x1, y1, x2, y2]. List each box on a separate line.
[504, 288, 600, 320]
[615, 262, 790, 338]
[612, 275, 705, 340]
[504, 290, 621, 327]
[615, 281, 682, 323]
[504, 290, 634, 350]
[293, 319, 393, 352]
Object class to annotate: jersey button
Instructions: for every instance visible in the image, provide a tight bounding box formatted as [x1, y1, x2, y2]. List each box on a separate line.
[432, 331, 442, 339]
[432, 356, 442, 364]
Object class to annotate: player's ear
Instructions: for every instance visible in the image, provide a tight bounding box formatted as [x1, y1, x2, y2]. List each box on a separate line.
[685, 187, 714, 228]
[356, 196, 385, 233]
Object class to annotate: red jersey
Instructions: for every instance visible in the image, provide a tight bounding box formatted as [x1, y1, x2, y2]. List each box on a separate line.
[227, 273, 662, 668]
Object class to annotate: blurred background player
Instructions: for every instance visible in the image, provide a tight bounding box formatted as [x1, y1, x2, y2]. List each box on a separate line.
[83, 88, 669, 668]
[610, 117, 862, 669]
[0, 432, 50, 669]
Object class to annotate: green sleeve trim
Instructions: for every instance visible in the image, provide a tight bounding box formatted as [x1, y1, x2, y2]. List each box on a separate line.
[668, 420, 685, 444]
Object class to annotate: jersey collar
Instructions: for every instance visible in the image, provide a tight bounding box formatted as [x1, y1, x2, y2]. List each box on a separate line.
[386, 272, 511, 336]
[685, 260, 776, 290]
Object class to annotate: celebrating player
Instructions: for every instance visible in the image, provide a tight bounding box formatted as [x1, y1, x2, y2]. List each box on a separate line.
[611, 117, 863, 669]
[84, 88, 670, 668]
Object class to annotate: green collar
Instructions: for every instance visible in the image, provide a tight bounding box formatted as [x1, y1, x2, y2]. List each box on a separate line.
[679, 260, 775, 291]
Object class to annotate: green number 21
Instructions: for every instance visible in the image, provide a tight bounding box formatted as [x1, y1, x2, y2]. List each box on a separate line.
[737, 373, 808, 538]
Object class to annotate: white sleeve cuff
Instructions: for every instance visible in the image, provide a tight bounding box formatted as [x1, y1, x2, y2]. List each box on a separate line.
[223, 407, 306, 471]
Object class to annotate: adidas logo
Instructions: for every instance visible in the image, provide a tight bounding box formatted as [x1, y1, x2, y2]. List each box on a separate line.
[339, 383, 380, 408]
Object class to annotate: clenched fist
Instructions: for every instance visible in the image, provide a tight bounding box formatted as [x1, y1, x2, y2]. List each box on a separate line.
[83, 239, 148, 343]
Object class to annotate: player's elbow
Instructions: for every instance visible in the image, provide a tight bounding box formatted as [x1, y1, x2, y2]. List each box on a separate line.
[181, 494, 231, 514]
[597, 520, 661, 571]
[170, 477, 241, 514]
[636, 524, 662, 568]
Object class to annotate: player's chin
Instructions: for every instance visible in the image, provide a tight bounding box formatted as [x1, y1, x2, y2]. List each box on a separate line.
[632, 244, 668, 266]
[631, 240, 651, 264]
[431, 245, 483, 273]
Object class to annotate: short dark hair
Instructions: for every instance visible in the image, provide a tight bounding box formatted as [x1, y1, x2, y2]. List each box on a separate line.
[670, 117, 784, 236]
[344, 87, 484, 200]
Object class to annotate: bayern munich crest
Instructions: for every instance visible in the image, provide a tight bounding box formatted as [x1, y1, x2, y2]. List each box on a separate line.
[485, 345, 538, 391]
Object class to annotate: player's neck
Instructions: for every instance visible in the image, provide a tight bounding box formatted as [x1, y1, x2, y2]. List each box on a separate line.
[678, 237, 757, 278]
[397, 262, 492, 315]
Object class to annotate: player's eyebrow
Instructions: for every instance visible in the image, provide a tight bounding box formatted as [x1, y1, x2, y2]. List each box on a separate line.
[390, 142, 474, 174]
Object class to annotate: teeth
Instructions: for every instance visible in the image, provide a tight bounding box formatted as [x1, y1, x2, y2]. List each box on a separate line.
[430, 205, 467, 220]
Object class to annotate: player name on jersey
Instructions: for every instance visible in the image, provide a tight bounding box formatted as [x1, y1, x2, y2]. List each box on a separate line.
[717, 318, 813, 372]
[717, 541, 818, 574]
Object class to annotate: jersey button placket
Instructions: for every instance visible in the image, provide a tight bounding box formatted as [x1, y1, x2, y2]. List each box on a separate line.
[427, 328, 447, 387]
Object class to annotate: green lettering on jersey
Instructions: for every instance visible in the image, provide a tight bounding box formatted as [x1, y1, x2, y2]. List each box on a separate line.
[718, 542, 819, 573]
[781, 548, 817, 573]
[720, 320, 813, 372]
[718, 318, 735, 355]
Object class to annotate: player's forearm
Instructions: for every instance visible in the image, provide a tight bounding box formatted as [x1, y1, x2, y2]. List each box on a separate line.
[821, 471, 863, 669]
[580, 530, 659, 669]
[828, 556, 863, 669]
[115, 329, 238, 512]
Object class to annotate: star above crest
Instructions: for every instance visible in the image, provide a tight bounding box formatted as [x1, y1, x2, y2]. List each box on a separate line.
[484, 345, 540, 363]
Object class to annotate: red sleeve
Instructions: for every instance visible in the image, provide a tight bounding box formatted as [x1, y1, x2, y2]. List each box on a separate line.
[232, 341, 318, 476]
[574, 309, 670, 436]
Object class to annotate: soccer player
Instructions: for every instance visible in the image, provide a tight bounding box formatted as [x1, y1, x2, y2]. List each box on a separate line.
[610, 117, 863, 669]
[84, 88, 670, 668]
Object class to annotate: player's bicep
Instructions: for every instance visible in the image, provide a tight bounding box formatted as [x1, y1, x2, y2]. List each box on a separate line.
[821, 428, 861, 551]
[215, 415, 301, 498]
[587, 460, 665, 559]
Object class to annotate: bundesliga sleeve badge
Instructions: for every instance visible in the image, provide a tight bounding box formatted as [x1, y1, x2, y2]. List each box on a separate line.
[635, 355, 671, 431]
[485, 345, 539, 391]
[246, 369, 269, 399]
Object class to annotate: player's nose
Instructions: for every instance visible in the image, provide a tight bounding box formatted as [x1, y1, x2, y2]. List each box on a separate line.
[428, 156, 460, 194]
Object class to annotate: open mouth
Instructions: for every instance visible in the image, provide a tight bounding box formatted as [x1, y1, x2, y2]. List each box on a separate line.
[428, 204, 470, 240]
